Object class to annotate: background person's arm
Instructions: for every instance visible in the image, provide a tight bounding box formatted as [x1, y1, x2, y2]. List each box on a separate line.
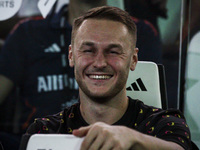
[0, 75, 14, 104]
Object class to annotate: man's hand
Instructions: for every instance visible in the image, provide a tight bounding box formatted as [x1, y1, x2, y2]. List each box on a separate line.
[73, 122, 138, 150]
[73, 122, 184, 150]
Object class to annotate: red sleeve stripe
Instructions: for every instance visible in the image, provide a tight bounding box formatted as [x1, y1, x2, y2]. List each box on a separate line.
[131, 16, 158, 36]
[10, 16, 43, 34]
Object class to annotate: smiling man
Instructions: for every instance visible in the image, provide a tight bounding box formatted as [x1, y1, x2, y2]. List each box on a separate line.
[69, 19, 137, 101]
[21, 6, 192, 150]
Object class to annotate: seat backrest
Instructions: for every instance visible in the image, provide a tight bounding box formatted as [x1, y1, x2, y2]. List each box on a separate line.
[26, 134, 84, 150]
[126, 61, 167, 109]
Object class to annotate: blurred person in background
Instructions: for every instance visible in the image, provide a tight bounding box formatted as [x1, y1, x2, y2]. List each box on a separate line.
[124, 0, 168, 33]
[0, 0, 106, 149]
[124, 0, 164, 63]
[0, 0, 41, 50]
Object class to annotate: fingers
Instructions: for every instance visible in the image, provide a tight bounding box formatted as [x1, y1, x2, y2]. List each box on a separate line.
[81, 123, 104, 150]
[99, 138, 114, 150]
[73, 126, 91, 137]
[73, 124, 102, 150]
[85, 131, 104, 150]
[74, 122, 107, 150]
[73, 123, 133, 150]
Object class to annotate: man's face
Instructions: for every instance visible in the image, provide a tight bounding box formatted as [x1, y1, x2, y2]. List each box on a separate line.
[69, 19, 138, 101]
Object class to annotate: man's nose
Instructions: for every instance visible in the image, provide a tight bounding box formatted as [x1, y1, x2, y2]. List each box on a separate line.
[93, 52, 107, 68]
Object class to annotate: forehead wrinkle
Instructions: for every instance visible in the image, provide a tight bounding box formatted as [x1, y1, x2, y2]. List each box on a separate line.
[79, 40, 125, 51]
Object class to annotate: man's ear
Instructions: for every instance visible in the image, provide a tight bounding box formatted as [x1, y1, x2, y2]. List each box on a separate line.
[130, 48, 139, 71]
[68, 45, 74, 67]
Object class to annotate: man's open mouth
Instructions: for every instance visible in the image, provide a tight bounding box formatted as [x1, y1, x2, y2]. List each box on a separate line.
[88, 75, 112, 80]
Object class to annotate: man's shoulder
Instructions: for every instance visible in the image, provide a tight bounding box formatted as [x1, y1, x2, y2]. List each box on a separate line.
[132, 17, 158, 37]
[26, 103, 80, 134]
[128, 97, 186, 127]
[26, 111, 64, 134]
[9, 16, 45, 35]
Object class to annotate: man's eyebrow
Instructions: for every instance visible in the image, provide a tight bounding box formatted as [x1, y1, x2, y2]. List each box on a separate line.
[79, 42, 123, 51]
[80, 41, 95, 49]
[106, 44, 123, 51]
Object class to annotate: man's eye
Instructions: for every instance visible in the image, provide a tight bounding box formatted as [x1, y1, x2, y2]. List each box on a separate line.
[83, 50, 92, 53]
[110, 51, 119, 54]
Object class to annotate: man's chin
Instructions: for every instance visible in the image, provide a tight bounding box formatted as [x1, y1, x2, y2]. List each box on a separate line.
[79, 85, 120, 102]
[86, 91, 117, 103]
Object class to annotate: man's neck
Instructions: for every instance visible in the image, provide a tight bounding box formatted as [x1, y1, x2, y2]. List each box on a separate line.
[68, 0, 107, 25]
[79, 90, 129, 125]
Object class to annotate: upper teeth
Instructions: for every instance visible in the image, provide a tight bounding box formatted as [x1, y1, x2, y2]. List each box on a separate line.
[89, 75, 111, 79]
